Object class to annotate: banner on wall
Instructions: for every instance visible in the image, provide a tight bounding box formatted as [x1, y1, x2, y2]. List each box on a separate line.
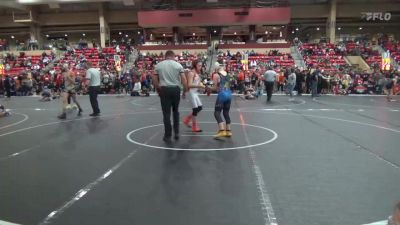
[381, 51, 391, 71]
[361, 12, 391, 21]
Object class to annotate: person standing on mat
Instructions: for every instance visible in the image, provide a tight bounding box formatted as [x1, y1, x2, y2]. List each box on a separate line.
[58, 64, 83, 119]
[263, 66, 277, 103]
[296, 68, 305, 96]
[287, 68, 296, 101]
[85, 61, 101, 116]
[183, 60, 205, 133]
[310, 67, 320, 100]
[4, 75, 12, 99]
[385, 75, 397, 102]
[153, 50, 188, 143]
[209, 63, 232, 138]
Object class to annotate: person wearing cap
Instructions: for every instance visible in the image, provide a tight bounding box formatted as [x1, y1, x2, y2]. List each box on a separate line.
[263, 66, 278, 103]
[209, 62, 233, 138]
[58, 64, 83, 119]
[85, 61, 101, 116]
[153, 50, 188, 143]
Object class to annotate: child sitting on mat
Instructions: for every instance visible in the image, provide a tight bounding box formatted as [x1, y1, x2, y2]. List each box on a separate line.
[0, 104, 11, 117]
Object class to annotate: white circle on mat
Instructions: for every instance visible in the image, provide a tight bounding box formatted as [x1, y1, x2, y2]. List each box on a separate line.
[126, 122, 278, 151]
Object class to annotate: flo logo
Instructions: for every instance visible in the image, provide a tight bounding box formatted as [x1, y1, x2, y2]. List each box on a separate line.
[362, 12, 392, 21]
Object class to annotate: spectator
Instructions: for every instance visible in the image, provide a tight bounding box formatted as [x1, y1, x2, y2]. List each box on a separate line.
[296, 68, 305, 96]
[4, 75, 12, 99]
[131, 78, 141, 96]
[287, 68, 296, 101]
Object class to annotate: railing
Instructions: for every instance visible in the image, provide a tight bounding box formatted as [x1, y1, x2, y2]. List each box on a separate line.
[291, 44, 306, 68]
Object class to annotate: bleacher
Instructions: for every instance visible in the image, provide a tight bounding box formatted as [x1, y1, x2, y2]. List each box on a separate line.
[5, 54, 46, 76]
[59, 47, 127, 75]
[300, 43, 347, 71]
[136, 54, 201, 70]
[218, 52, 294, 70]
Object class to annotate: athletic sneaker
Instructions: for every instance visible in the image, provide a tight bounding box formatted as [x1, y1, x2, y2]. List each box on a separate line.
[192, 127, 202, 132]
[183, 116, 192, 127]
[163, 136, 172, 144]
[225, 130, 232, 137]
[58, 113, 66, 119]
[214, 130, 226, 139]
[191, 120, 202, 133]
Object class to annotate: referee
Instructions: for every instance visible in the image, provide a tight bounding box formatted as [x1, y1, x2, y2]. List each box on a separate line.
[153, 50, 188, 143]
[263, 66, 277, 103]
[85, 61, 101, 116]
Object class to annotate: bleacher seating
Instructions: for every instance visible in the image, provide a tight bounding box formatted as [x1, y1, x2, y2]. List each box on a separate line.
[218, 52, 294, 70]
[300, 43, 347, 71]
[4, 54, 48, 76]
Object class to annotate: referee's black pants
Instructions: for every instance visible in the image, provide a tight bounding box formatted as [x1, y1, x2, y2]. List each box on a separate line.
[89, 86, 101, 114]
[159, 86, 181, 138]
[264, 81, 274, 102]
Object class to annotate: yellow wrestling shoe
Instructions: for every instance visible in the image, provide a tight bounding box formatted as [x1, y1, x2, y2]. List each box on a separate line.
[214, 130, 226, 139]
[224, 130, 232, 137]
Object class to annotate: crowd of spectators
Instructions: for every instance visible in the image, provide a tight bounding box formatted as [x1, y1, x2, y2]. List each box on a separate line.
[293, 39, 399, 95]
[1, 41, 399, 99]
[382, 40, 400, 64]
[299, 43, 350, 72]
[0, 51, 58, 97]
